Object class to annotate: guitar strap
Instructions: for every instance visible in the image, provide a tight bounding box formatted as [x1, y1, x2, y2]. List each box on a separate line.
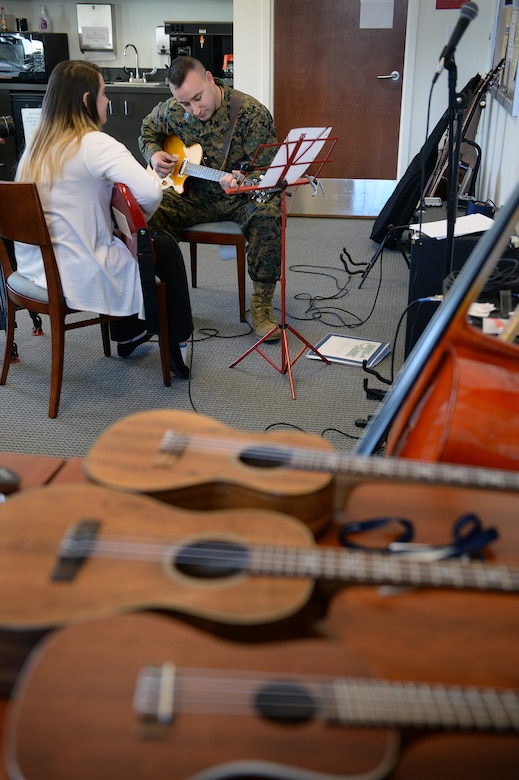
[221, 89, 244, 171]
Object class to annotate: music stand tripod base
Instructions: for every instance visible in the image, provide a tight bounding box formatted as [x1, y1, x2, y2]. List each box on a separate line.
[227, 128, 337, 399]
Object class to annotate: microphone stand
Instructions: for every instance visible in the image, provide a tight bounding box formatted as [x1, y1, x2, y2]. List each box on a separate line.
[444, 55, 468, 279]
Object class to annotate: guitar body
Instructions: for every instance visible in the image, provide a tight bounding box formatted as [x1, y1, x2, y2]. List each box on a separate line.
[4, 612, 398, 780]
[159, 135, 204, 193]
[0, 483, 314, 696]
[84, 410, 336, 537]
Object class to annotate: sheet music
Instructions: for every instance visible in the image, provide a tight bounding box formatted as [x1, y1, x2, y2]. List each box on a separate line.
[409, 213, 496, 240]
[21, 108, 42, 147]
[259, 126, 333, 188]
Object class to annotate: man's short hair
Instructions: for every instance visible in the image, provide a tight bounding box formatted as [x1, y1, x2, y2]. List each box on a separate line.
[168, 56, 206, 89]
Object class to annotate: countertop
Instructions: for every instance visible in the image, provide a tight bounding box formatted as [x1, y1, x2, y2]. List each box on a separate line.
[0, 81, 171, 93]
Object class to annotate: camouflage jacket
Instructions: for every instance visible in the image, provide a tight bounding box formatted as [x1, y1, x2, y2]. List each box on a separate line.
[138, 80, 278, 178]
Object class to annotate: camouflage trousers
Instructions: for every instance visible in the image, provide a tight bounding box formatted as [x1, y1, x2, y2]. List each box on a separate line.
[148, 181, 282, 284]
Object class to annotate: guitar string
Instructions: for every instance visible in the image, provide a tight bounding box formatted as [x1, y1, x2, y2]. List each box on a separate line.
[135, 668, 519, 729]
[57, 535, 518, 591]
[153, 430, 519, 491]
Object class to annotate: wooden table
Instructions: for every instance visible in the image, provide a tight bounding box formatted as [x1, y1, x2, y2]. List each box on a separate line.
[319, 481, 519, 778]
[0, 452, 64, 492]
[0, 452, 68, 780]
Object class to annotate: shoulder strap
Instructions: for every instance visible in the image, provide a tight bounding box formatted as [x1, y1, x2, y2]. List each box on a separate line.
[222, 89, 244, 170]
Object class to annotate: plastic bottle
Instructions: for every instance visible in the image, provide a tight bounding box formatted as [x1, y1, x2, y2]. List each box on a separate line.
[1, 7, 7, 33]
[38, 5, 51, 33]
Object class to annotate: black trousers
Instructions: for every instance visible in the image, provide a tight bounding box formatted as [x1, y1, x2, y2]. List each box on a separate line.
[109, 231, 193, 372]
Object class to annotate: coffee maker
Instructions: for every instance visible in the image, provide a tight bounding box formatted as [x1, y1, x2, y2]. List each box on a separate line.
[164, 21, 233, 81]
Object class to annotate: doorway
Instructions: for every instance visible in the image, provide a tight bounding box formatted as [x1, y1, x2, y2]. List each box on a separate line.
[274, 0, 408, 214]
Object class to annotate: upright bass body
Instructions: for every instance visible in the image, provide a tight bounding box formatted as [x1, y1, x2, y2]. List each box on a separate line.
[385, 319, 519, 469]
[356, 182, 519, 469]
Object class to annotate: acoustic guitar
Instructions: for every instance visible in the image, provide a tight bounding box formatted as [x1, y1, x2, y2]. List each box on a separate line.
[5, 611, 519, 780]
[84, 409, 519, 539]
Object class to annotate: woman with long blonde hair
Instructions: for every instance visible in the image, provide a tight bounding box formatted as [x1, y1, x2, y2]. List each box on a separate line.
[15, 60, 192, 376]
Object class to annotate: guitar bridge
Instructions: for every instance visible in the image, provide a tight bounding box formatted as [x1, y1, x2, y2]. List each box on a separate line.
[134, 662, 176, 733]
[51, 519, 101, 582]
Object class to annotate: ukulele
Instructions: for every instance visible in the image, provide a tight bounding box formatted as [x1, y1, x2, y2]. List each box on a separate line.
[1, 483, 518, 640]
[5, 611, 519, 780]
[84, 409, 519, 539]
[149, 134, 273, 201]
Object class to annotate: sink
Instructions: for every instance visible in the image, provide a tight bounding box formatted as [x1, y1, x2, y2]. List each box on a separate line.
[105, 81, 163, 87]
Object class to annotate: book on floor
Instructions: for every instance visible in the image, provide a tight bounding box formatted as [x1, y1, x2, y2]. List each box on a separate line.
[306, 333, 390, 368]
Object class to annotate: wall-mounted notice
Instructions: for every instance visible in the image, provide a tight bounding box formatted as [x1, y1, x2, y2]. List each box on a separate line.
[360, 0, 394, 29]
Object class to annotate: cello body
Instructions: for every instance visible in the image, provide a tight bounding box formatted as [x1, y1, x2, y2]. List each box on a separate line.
[385, 318, 519, 469]
[356, 182, 519, 469]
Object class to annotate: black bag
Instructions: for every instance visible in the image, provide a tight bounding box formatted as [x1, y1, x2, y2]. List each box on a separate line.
[370, 109, 449, 247]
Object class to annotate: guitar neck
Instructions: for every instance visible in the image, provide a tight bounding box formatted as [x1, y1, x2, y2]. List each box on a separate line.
[182, 160, 226, 185]
[247, 544, 518, 593]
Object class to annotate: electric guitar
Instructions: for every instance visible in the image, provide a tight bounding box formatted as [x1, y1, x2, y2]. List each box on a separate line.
[5, 612, 519, 780]
[149, 134, 274, 201]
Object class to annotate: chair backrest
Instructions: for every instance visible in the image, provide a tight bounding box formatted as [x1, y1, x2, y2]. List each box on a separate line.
[0, 181, 66, 307]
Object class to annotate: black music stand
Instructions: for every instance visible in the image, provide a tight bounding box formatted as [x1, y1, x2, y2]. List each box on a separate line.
[228, 127, 338, 399]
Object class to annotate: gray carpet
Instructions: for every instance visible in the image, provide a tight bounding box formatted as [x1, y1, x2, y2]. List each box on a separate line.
[0, 217, 410, 458]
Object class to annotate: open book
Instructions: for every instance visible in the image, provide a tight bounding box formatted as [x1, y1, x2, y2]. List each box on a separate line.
[307, 333, 390, 368]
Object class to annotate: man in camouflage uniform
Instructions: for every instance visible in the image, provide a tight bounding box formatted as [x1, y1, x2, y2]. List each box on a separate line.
[139, 56, 282, 341]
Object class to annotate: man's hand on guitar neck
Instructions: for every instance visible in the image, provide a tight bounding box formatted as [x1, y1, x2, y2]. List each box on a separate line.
[220, 170, 245, 192]
[151, 150, 178, 181]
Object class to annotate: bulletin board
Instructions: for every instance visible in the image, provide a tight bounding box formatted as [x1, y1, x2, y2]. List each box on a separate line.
[492, 0, 519, 116]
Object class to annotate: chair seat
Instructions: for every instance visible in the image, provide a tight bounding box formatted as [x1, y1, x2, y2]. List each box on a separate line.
[180, 221, 247, 322]
[7, 272, 49, 303]
[183, 221, 243, 235]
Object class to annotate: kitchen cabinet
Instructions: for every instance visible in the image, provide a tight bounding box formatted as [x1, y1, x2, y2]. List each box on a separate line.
[0, 90, 17, 181]
[104, 86, 170, 164]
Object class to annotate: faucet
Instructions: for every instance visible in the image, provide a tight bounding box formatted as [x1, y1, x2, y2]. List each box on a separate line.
[123, 43, 140, 81]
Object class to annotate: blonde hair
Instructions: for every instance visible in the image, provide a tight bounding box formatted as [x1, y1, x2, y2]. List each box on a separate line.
[16, 60, 103, 188]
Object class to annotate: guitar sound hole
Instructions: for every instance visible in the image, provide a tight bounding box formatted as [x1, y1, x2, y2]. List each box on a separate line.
[239, 446, 289, 469]
[174, 540, 248, 579]
[254, 681, 317, 724]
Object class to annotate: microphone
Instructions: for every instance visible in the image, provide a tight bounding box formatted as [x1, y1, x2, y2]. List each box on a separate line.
[433, 2, 478, 82]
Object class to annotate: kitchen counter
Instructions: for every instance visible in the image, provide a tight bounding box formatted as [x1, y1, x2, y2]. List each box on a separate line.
[0, 81, 170, 93]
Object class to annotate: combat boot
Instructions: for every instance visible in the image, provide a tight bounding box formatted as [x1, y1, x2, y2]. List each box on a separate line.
[250, 281, 281, 341]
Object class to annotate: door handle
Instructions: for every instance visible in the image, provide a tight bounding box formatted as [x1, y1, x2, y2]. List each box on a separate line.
[377, 70, 400, 81]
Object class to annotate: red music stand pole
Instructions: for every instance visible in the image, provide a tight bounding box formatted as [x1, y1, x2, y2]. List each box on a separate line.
[228, 130, 336, 399]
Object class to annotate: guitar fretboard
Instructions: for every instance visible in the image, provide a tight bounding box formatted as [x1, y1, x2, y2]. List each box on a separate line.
[182, 160, 225, 184]
[247, 544, 518, 593]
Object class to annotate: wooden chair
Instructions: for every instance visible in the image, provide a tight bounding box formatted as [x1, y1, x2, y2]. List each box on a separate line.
[0, 181, 170, 418]
[180, 221, 247, 322]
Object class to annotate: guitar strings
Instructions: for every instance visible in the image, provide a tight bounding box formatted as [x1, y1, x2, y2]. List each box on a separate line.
[154, 429, 519, 492]
[56, 533, 519, 592]
[138, 668, 519, 730]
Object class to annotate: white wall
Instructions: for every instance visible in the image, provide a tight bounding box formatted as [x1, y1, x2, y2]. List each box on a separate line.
[8, 1, 517, 206]
[6, 1, 233, 71]
[405, 0, 518, 208]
